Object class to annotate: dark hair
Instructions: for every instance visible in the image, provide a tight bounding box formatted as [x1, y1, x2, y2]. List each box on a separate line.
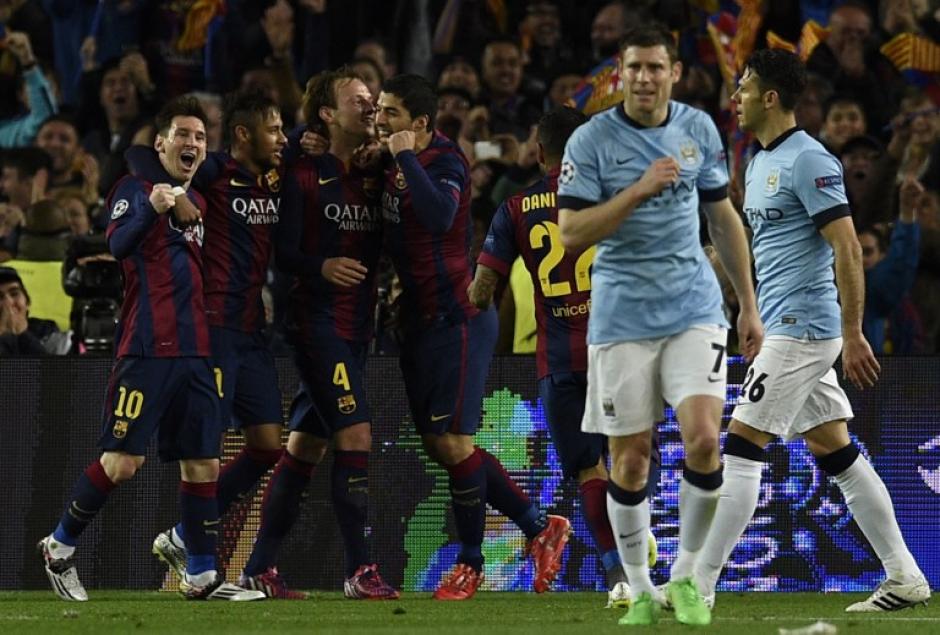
[619, 23, 678, 63]
[154, 95, 208, 136]
[538, 106, 587, 161]
[350, 56, 385, 83]
[302, 67, 364, 131]
[0, 266, 27, 304]
[38, 114, 80, 136]
[744, 49, 807, 111]
[858, 224, 888, 253]
[822, 94, 865, 120]
[382, 74, 438, 131]
[2, 147, 52, 178]
[437, 85, 474, 107]
[483, 36, 522, 56]
[221, 90, 279, 148]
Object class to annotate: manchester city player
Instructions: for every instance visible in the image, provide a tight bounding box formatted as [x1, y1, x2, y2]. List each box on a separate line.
[557, 24, 762, 626]
[693, 49, 929, 614]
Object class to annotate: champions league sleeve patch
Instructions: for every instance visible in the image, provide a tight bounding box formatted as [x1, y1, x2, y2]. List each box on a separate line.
[559, 161, 576, 185]
[814, 175, 842, 188]
[110, 199, 129, 219]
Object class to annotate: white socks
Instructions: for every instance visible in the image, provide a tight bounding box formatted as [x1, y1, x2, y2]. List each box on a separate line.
[694, 455, 763, 596]
[607, 493, 656, 598]
[834, 455, 922, 583]
[670, 479, 720, 580]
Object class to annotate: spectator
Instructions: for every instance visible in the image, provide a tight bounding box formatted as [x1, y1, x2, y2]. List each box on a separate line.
[520, 0, 577, 94]
[350, 57, 385, 103]
[806, 1, 902, 131]
[479, 38, 541, 140]
[590, 2, 630, 64]
[0, 147, 51, 260]
[546, 71, 583, 109]
[820, 95, 867, 154]
[35, 115, 101, 209]
[186, 92, 223, 153]
[911, 188, 940, 353]
[52, 188, 93, 237]
[891, 88, 940, 190]
[0, 0, 52, 119]
[16, 198, 70, 261]
[0, 31, 57, 148]
[354, 38, 397, 82]
[840, 134, 884, 216]
[794, 73, 834, 139]
[79, 57, 155, 202]
[0, 264, 70, 355]
[437, 56, 482, 100]
[860, 178, 924, 354]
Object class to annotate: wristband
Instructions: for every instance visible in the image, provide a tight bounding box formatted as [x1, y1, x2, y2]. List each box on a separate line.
[170, 186, 186, 197]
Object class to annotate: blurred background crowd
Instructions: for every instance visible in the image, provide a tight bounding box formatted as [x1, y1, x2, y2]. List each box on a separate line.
[0, 0, 937, 357]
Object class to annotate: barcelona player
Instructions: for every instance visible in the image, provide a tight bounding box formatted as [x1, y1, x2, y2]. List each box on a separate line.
[470, 106, 659, 609]
[38, 97, 263, 602]
[376, 74, 570, 600]
[244, 68, 398, 599]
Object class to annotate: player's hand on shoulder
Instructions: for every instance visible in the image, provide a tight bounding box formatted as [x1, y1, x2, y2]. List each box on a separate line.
[321, 257, 368, 287]
[841, 334, 880, 390]
[301, 130, 329, 156]
[388, 131, 416, 157]
[148, 183, 176, 214]
[353, 140, 382, 169]
[635, 157, 680, 200]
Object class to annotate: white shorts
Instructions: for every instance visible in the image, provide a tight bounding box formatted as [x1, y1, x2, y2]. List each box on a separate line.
[731, 335, 853, 439]
[582, 324, 728, 437]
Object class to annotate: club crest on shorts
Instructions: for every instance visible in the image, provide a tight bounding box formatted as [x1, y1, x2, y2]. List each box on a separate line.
[337, 394, 357, 415]
[113, 420, 129, 438]
[602, 398, 616, 417]
[765, 168, 780, 195]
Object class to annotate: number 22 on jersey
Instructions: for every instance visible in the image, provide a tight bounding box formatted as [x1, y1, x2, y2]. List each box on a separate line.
[528, 220, 596, 298]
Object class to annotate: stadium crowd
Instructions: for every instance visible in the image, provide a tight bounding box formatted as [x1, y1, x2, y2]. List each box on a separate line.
[0, 0, 937, 356]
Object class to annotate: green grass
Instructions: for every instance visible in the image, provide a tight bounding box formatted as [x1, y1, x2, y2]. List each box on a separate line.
[0, 591, 937, 634]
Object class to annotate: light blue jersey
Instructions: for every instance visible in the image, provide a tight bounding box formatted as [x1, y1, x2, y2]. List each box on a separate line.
[743, 128, 847, 339]
[557, 101, 728, 344]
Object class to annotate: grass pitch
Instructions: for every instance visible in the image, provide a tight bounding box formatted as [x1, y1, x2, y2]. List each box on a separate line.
[1, 591, 937, 634]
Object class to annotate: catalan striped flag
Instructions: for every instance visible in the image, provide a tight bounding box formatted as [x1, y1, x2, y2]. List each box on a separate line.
[881, 33, 940, 103]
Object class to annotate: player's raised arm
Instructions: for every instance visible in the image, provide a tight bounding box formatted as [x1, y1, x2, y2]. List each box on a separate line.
[702, 197, 763, 360]
[820, 215, 880, 388]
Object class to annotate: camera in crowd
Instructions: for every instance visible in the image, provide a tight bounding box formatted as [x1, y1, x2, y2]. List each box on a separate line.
[62, 234, 122, 353]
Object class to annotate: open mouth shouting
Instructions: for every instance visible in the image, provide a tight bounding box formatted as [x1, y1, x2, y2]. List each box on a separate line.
[179, 149, 198, 175]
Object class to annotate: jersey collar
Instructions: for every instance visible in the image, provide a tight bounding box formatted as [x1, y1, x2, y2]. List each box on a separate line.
[761, 126, 801, 153]
[616, 102, 672, 129]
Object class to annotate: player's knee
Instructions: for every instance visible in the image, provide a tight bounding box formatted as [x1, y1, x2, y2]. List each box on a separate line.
[287, 432, 328, 464]
[723, 432, 766, 462]
[422, 433, 473, 466]
[179, 458, 220, 483]
[334, 423, 372, 452]
[610, 452, 649, 490]
[684, 429, 720, 464]
[100, 452, 143, 483]
[813, 443, 859, 476]
[243, 423, 284, 451]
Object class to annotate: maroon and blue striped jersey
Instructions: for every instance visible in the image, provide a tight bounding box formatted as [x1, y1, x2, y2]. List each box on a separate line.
[106, 175, 210, 358]
[381, 132, 479, 327]
[193, 152, 282, 333]
[477, 169, 594, 378]
[275, 153, 384, 342]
